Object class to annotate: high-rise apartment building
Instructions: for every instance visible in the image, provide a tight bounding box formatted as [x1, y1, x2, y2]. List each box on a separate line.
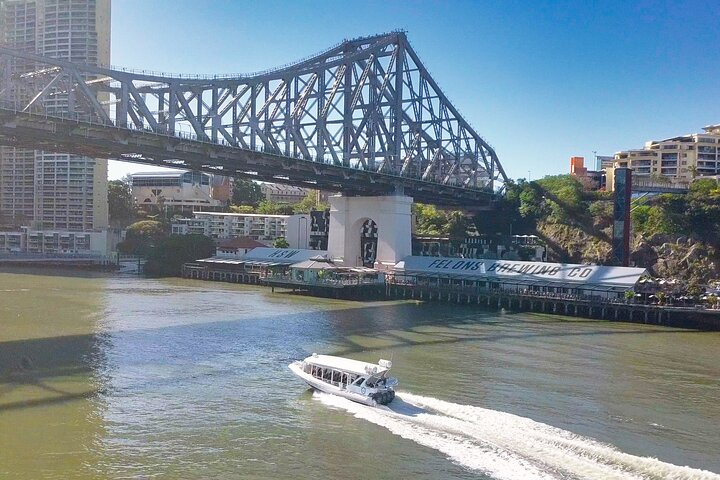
[0, 0, 110, 230]
[614, 125, 720, 184]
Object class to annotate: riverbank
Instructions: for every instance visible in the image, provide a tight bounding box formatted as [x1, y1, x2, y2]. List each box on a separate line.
[384, 281, 720, 331]
[179, 265, 720, 331]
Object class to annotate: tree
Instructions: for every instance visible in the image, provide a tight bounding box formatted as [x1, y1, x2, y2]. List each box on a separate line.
[293, 190, 329, 214]
[414, 204, 447, 236]
[446, 210, 470, 241]
[108, 179, 135, 227]
[232, 178, 264, 206]
[230, 205, 255, 214]
[143, 234, 215, 277]
[126, 219, 166, 238]
[257, 200, 294, 215]
[118, 220, 167, 255]
[273, 237, 290, 248]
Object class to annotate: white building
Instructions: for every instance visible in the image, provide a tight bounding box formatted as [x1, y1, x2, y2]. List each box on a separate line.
[614, 124, 720, 185]
[0, 227, 112, 256]
[393, 257, 647, 299]
[0, 0, 111, 231]
[131, 170, 225, 213]
[260, 183, 309, 204]
[172, 212, 311, 249]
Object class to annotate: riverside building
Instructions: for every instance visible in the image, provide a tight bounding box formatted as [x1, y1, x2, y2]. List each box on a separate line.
[259, 183, 309, 204]
[0, 227, 112, 256]
[0, 0, 111, 231]
[391, 257, 646, 299]
[130, 170, 226, 214]
[613, 124, 720, 185]
[171, 211, 311, 249]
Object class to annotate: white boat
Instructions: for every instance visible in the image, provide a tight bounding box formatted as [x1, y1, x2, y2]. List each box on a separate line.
[289, 353, 398, 406]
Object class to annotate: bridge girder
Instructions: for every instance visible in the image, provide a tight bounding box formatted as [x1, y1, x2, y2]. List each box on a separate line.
[0, 32, 508, 204]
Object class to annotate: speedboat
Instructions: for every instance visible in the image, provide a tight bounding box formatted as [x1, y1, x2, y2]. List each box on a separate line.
[289, 353, 398, 406]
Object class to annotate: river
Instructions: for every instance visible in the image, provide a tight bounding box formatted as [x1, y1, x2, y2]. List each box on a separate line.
[1, 269, 719, 479]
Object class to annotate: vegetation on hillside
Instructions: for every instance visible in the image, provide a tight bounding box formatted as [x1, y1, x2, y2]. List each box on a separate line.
[501, 175, 720, 286]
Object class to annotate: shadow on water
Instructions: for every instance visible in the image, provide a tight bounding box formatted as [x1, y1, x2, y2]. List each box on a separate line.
[0, 333, 109, 412]
[0, 265, 116, 279]
[0, 302, 709, 413]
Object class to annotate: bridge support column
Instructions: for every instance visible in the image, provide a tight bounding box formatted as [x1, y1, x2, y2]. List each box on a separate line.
[327, 194, 412, 269]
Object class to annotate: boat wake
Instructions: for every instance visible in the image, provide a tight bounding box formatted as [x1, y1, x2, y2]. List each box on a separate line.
[314, 391, 719, 480]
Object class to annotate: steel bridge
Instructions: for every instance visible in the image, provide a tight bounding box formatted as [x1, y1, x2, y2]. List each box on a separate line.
[0, 32, 508, 205]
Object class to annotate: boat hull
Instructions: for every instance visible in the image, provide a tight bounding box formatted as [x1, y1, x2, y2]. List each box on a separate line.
[289, 361, 381, 407]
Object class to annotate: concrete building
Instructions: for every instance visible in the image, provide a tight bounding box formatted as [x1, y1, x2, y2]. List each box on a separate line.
[171, 211, 311, 249]
[260, 183, 309, 204]
[0, 0, 111, 231]
[130, 170, 226, 214]
[596, 155, 615, 170]
[569, 156, 606, 190]
[614, 124, 720, 184]
[0, 227, 112, 256]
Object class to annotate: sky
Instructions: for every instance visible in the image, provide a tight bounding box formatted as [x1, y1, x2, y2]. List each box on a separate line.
[108, 0, 720, 182]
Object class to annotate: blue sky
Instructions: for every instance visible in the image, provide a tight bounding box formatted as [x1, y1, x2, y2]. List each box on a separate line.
[108, 0, 720, 181]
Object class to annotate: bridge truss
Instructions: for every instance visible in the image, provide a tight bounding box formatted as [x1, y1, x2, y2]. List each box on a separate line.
[0, 32, 508, 204]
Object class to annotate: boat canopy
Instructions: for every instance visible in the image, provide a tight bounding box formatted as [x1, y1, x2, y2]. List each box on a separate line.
[305, 354, 390, 377]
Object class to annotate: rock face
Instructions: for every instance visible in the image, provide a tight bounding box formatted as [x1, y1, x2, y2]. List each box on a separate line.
[639, 235, 718, 285]
[539, 222, 719, 285]
[537, 221, 612, 265]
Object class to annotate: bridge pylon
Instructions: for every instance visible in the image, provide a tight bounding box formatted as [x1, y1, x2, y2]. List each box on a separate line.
[327, 194, 413, 269]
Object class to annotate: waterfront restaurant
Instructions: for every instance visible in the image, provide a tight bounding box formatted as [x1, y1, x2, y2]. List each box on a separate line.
[286, 256, 383, 286]
[182, 247, 328, 283]
[391, 257, 647, 300]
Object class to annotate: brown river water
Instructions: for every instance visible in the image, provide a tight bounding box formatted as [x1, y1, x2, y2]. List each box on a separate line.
[1, 269, 719, 479]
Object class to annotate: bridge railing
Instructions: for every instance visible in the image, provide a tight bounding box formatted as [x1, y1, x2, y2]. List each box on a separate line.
[632, 179, 690, 191]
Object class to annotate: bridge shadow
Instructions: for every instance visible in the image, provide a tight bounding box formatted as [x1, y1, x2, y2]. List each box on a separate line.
[0, 265, 116, 279]
[323, 304, 708, 357]
[0, 332, 108, 412]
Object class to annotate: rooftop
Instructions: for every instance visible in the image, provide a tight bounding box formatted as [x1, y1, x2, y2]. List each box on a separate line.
[217, 237, 267, 250]
[304, 354, 390, 377]
[194, 212, 290, 218]
[131, 170, 188, 178]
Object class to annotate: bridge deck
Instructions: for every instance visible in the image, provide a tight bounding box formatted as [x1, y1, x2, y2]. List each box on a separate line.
[0, 108, 496, 206]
